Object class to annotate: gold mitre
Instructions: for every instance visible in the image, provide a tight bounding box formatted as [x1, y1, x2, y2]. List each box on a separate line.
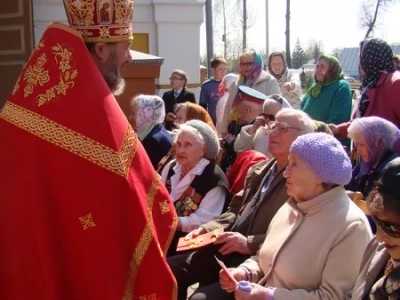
[63, 0, 134, 43]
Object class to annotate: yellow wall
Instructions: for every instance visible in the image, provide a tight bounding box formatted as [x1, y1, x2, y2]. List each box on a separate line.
[131, 33, 149, 53]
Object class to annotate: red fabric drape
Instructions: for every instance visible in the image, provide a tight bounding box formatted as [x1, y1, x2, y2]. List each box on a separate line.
[0, 22, 177, 300]
[226, 150, 268, 196]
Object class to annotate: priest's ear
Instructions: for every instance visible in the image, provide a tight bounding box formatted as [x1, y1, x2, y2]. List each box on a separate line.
[87, 42, 114, 63]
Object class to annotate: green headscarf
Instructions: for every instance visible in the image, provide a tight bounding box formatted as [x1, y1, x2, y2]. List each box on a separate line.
[308, 54, 344, 98]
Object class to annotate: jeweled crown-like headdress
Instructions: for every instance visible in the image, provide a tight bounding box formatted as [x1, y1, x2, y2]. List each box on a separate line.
[63, 0, 134, 43]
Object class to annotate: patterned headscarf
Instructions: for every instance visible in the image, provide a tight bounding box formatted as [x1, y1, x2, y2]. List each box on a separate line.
[268, 52, 287, 80]
[134, 95, 165, 140]
[308, 54, 344, 98]
[230, 48, 264, 121]
[358, 38, 394, 117]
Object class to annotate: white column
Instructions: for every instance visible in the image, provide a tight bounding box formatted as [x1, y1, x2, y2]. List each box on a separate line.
[32, 0, 68, 45]
[153, 0, 205, 101]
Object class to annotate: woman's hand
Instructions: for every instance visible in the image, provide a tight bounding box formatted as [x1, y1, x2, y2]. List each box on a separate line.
[177, 219, 182, 231]
[214, 232, 251, 255]
[219, 268, 247, 293]
[166, 112, 176, 122]
[247, 116, 266, 135]
[184, 227, 206, 240]
[283, 82, 293, 92]
[328, 123, 339, 134]
[235, 283, 269, 300]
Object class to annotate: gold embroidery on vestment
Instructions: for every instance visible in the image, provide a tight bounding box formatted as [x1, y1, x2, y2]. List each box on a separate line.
[159, 200, 170, 215]
[122, 176, 159, 300]
[23, 53, 50, 97]
[37, 43, 77, 106]
[0, 103, 137, 178]
[139, 294, 156, 300]
[79, 213, 96, 230]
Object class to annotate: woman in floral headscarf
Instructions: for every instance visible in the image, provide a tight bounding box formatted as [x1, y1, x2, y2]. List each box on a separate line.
[219, 48, 281, 136]
[329, 38, 400, 144]
[301, 54, 352, 126]
[129, 94, 173, 168]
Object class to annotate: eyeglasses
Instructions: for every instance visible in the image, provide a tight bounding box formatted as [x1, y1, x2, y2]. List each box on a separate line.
[371, 215, 400, 238]
[169, 76, 184, 81]
[239, 62, 254, 68]
[268, 121, 304, 134]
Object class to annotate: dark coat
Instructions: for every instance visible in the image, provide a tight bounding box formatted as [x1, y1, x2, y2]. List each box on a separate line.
[162, 88, 196, 115]
[162, 88, 196, 131]
[141, 124, 173, 169]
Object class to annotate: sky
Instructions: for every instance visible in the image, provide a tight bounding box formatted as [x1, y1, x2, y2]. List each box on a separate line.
[200, 0, 400, 56]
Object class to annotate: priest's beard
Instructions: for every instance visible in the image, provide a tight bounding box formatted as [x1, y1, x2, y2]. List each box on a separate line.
[103, 52, 126, 96]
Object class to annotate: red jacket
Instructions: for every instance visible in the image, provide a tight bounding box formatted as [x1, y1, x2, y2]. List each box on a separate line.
[338, 71, 400, 139]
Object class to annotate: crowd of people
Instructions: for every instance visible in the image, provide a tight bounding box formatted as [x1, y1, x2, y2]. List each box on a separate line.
[2, 0, 400, 299]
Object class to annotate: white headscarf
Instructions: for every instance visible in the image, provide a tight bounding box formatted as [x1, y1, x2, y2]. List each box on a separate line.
[135, 95, 165, 140]
[216, 73, 238, 135]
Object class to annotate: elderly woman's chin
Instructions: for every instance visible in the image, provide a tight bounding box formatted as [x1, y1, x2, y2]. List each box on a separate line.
[315, 74, 325, 82]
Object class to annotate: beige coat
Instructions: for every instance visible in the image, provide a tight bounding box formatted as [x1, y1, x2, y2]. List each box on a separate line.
[220, 70, 281, 135]
[275, 69, 302, 108]
[240, 187, 372, 300]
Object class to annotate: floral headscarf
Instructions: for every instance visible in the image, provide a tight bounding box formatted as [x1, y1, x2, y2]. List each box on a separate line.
[230, 49, 264, 121]
[308, 54, 344, 98]
[358, 38, 394, 117]
[134, 95, 165, 140]
[268, 52, 287, 80]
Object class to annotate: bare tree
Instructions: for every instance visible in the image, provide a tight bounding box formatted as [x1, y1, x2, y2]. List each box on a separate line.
[212, 0, 255, 58]
[285, 0, 291, 67]
[359, 0, 398, 38]
[331, 47, 343, 60]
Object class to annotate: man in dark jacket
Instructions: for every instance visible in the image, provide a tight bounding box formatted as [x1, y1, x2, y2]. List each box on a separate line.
[162, 69, 195, 130]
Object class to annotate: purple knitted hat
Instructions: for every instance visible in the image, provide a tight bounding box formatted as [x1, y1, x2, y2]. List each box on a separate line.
[290, 133, 352, 185]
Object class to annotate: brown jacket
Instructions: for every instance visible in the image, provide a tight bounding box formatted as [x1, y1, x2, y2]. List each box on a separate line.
[201, 159, 289, 254]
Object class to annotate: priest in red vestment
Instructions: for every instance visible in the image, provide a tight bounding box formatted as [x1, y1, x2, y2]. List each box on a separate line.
[0, 1, 177, 299]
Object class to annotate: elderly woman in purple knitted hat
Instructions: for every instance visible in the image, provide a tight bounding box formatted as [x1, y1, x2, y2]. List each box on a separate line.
[346, 116, 400, 232]
[220, 133, 372, 300]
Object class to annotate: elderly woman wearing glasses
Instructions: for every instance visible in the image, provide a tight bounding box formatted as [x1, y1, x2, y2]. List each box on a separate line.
[220, 133, 372, 300]
[234, 94, 292, 157]
[219, 48, 281, 138]
[349, 158, 400, 299]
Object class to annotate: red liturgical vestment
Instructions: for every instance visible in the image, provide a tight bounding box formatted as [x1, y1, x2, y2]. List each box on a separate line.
[0, 22, 177, 300]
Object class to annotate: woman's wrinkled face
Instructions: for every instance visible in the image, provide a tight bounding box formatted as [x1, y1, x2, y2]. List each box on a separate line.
[315, 58, 329, 82]
[175, 131, 205, 169]
[283, 153, 322, 202]
[374, 209, 400, 260]
[175, 107, 187, 124]
[128, 103, 139, 130]
[270, 55, 285, 75]
[353, 134, 370, 163]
